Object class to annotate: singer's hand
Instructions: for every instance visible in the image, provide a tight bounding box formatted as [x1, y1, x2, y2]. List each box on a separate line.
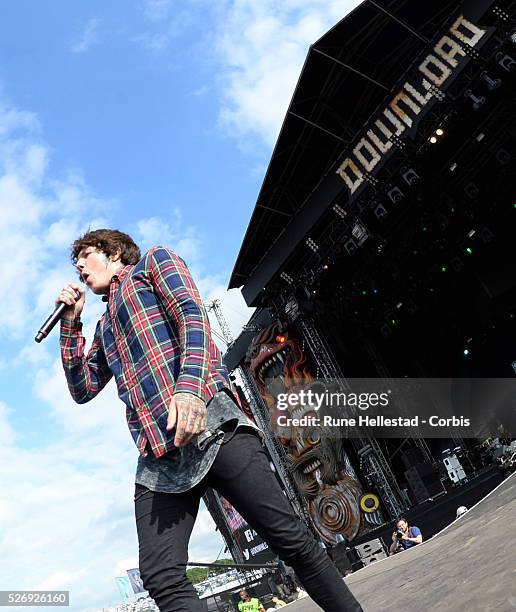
[57, 283, 86, 320]
[166, 392, 207, 447]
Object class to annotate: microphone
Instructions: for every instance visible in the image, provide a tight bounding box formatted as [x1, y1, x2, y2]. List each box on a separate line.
[35, 291, 81, 343]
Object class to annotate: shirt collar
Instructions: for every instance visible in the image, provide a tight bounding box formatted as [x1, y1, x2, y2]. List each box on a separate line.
[102, 264, 133, 302]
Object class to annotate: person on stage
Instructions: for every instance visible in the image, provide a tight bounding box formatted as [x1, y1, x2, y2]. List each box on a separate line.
[57, 228, 363, 612]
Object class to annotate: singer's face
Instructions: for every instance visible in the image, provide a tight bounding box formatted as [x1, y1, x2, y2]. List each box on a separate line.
[75, 248, 118, 294]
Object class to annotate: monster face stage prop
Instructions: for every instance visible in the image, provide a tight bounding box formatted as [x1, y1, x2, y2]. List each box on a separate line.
[246, 322, 382, 544]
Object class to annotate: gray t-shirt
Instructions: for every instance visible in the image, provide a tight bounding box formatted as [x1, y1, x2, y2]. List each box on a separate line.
[135, 389, 262, 493]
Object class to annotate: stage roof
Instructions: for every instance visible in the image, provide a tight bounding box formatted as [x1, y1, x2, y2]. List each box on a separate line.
[228, 0, 471, 299]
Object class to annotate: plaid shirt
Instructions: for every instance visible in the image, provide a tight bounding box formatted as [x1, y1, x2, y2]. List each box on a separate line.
[60, 246, 236, 458]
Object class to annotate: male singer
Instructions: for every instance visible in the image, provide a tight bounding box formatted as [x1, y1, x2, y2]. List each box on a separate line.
[57, 228, 363, 612]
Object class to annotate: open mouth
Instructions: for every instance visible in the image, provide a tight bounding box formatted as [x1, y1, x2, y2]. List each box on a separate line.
[301, 458, 322, 475]
[257, 346, 289, 382]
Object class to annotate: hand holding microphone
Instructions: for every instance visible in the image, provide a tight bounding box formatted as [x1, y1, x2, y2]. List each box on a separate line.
[35, 284, 86, 343]
[57, 283, 86, 320]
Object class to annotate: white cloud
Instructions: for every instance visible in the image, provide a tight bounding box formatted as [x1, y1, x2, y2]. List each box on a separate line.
[71, 18, 101, 54]
[0, 99, 117, 344]
[213, 0, 361, 146]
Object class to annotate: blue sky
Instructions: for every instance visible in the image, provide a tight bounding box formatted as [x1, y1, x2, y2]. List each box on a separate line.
[0, 1, 359, 610]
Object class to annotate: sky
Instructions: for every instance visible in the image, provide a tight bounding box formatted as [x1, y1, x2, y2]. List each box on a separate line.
[0, 1, 360, 610]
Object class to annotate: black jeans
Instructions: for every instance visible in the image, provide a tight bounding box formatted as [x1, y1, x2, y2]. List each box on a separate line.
[134, 429, 363, 612]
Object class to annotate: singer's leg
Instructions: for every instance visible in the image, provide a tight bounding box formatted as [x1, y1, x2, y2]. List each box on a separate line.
[134, 483, 207, 612]
[208, 429, 363, 612]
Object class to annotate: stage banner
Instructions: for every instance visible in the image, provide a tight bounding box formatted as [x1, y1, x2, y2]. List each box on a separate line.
[218, 495, 275, 564]
[126, 568, 146, 594]
[115, 576, 132, 602]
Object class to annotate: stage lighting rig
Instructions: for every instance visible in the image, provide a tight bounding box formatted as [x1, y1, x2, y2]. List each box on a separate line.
[306, 237, 319, 252]
[429, 127, 446, 144]
[480, 71, 502, 90]
[333, 203, 347, 219]
[464, 89, 486, 110]
[351, 220, 369, 246]
[492, 6, 509, 21]
[280, 272, 294, 284]
[387, 186, 404, 203]
[374, 203, 388, 222]
[401, 167, 420, 185]
[496, 52, 516, 72]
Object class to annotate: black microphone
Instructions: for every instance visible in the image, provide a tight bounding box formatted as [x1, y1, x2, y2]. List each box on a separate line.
[35, 291, 81, 343]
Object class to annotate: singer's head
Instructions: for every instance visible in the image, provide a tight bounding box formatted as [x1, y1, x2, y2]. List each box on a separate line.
[71, 229, 141, 295]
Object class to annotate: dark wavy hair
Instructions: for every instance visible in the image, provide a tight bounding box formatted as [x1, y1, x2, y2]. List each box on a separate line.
[71, 229, 141, 265]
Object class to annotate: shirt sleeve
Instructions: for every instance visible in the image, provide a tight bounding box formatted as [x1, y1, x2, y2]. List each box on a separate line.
[147, 246, 211, 403]
[411, 526, 422, 537]
[60, 317, 113, 404]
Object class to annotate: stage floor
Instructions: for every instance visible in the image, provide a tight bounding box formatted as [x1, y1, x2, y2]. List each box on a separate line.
[287, 471, 516, 611]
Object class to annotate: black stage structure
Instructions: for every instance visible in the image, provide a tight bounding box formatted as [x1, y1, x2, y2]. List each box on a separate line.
[210, 0, 516, 562]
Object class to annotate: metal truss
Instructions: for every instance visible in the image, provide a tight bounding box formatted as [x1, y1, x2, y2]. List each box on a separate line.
[236, 364, 310, 525]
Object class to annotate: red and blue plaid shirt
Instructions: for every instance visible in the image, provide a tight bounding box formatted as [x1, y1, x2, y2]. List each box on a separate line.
[60, 246, 234, 458]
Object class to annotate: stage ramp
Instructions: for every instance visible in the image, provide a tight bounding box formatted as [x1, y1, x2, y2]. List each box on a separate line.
[289, 472, 516, 611]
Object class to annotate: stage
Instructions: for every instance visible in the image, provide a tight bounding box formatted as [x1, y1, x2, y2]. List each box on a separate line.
[288, 472, 516, 611]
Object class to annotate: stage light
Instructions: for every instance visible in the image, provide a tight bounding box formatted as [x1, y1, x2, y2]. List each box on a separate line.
[481, 71, 501, 91]
[480, 227, 494, 244]
[463, 348, 470, 356]
[351, 221, 369, 245]
[464, 90, 486, 111]
[495, 148, 511, 165]
[427, 83, 445, 101]
[441, 265, 447, 272]
[401, 167, 420, 186]
[362, 290, 367, 296]
[464, 182, 479, 199]
[374, 203, 388, 221]
[323, 264, 329, 270]
[492, 6, 509, 20]
[276, 335, 286, 344]
[306, 237, 319, 252]
[387, 186, 404, 203]
[465, 247, 473, 255]
[429, 136, 438, 144]
[344, 238, 357, 256]
[496, 52, 516, 72]
[435, 128, 444, 136]
[333, 204, 347, 218]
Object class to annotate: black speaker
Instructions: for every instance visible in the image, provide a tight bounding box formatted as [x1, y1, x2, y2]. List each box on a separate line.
[404, 463, 443, 503]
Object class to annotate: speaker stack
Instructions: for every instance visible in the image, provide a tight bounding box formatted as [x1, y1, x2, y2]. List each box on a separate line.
[353, 538, 388, 567]
[404, 462, 445, 504]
